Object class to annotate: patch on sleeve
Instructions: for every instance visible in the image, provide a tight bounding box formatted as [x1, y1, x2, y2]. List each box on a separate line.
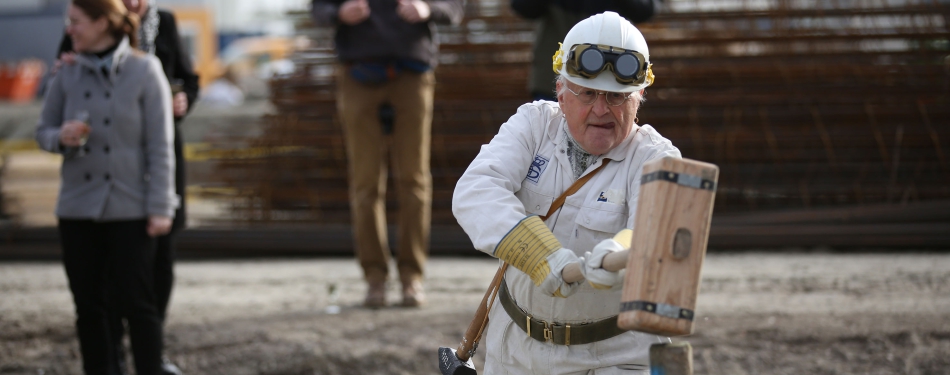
[526, 155, 550, 184]
[596, 189, 627, 205]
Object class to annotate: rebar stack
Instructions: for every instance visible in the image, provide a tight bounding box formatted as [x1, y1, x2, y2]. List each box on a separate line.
[209, 0, 950, 235]
[640, 0, 950, 215]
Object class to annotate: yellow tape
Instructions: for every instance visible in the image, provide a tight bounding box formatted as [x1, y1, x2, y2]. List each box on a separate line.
[495, 216, 562, 286]
[0, 140, 40, 153]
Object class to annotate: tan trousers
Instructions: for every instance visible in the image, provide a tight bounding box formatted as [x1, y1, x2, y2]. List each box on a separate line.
[336, 66, 434, 286]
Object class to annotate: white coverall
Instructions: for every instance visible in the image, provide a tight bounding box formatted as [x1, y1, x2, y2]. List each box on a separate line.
[452, 100, 681, 374]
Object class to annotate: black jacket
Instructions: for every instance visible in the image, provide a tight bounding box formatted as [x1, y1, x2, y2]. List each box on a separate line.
[58, 9, 200, 120]
[310, 0, 464, 67]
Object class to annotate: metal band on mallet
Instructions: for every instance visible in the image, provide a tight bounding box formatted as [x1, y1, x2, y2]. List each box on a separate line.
[641, 170, 717, 192]
[619, 300, 695, 321]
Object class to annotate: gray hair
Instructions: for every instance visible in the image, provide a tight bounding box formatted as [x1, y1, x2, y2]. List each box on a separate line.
[555, 75, 646, 104]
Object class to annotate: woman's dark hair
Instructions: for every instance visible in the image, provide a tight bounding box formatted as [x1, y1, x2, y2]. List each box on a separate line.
[72, 0, 140, 48]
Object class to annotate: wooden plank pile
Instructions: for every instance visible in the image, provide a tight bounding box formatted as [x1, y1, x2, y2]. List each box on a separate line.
[206, 0, 950, 246]
[212, 1, 534, 225]
[638, 0, 950, 215]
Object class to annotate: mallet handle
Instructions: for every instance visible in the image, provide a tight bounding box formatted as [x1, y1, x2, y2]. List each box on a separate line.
[456, 262, 508, 362]
[562, 229, 632, 283]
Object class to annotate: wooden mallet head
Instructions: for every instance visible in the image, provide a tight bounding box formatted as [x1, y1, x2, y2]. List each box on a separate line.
[617, 157, 718, 336]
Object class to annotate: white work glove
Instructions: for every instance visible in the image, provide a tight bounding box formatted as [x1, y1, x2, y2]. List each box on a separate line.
[540, 248, 583, 298]
[579, 237, 626, 289]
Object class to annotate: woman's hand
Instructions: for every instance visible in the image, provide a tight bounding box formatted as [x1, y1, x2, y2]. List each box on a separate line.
[51, 52, 76, 74]
[147, 215, 173, 237]
[59, 120, 91, 147]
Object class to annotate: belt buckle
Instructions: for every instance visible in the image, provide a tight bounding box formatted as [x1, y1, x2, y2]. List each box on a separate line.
[527, 315, 554, 343]
[542, 320, 553, 342]
[529, 316, 570, 345]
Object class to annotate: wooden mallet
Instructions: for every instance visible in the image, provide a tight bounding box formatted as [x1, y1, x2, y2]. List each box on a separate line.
[563, 156, 718, 337]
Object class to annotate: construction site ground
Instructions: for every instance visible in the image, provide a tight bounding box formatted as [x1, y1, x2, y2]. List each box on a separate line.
[1, 253, 948, 375]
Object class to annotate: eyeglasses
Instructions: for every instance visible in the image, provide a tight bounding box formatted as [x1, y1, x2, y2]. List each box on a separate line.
[566, 44, 650, 85]
[564, 84, 634, 106]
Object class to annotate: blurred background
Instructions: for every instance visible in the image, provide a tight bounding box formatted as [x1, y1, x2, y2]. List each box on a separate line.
[1, 0, 949, 257]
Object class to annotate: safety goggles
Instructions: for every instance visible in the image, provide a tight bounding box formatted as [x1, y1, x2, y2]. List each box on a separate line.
[565, 44, 650, 85]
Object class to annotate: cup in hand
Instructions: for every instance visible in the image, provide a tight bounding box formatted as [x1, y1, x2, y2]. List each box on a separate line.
[74, 110, 91, 146]
[170, 79, 184, 96]
[62, 110, 92, 156]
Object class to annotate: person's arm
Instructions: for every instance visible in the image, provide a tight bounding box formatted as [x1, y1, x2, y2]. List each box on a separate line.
[52, 34, 78, 74]
[511, 0, 551, 19]
[610, 0, 659, 24]
[34, 71, 76, 157]
[311, 0, 344, 26]
[141, 56, 179, 222]
[427, 0, 465, 25]
[158, 11, 200, 119]
[452, 103, 581, 297]
[57, 34, 73, 55]
[452, 104, 541, 256]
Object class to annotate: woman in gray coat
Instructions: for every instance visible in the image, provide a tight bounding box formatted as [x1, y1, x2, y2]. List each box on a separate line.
[35, 0, 177, 373]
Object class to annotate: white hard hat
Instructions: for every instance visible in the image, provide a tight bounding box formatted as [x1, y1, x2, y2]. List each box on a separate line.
[553, 11, 654, 93]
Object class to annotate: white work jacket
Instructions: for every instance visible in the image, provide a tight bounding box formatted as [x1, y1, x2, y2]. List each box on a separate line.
[453, 100, 681, 324]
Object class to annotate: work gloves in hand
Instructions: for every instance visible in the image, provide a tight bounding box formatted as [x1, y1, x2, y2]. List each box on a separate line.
[541, 248, 582, 297]
[494, 216, 581, 298]
[579, 230, 630, 289]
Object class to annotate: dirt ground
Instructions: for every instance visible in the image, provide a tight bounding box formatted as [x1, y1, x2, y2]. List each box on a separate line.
[1, 252, 948, 375]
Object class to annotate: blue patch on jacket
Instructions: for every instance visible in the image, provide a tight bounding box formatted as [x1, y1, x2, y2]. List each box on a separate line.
[526, 155, 549, 184]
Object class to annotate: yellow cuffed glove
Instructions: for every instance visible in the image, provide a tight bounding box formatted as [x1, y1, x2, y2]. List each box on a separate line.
[494, 216, 581, 298]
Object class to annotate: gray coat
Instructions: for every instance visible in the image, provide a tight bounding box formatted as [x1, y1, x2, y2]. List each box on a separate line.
[36, 37, 178, 220]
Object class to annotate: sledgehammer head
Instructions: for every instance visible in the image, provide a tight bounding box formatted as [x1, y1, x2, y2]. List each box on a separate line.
[438, 347, 476, 375]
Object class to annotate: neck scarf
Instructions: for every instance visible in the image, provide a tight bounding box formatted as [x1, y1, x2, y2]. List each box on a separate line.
[84, 40, 121, 77]
[138, 5, 160, 55]
[563, 128, 597, 180]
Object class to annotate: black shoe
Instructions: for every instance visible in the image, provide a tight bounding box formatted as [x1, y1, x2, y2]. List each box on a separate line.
[160, 357, 183, 375]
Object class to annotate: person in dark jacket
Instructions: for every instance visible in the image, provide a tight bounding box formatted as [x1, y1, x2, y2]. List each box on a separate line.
[310, 0, 464, 308]
[38, 0, 177, 373]
[511, 0, 660, 101]
[56, 0, 198, 373]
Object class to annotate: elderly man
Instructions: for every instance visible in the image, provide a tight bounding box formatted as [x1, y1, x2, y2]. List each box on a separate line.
[452, 12, 680, 374]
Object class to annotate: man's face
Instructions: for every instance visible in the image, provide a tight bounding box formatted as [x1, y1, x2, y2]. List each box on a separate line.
[556, 79, 641, 156]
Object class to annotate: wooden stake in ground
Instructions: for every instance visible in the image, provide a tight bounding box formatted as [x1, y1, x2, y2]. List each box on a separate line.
[651, 342, 693, 375]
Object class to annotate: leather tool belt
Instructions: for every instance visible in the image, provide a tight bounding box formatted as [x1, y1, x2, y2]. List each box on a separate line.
[499, 279, 626, 346]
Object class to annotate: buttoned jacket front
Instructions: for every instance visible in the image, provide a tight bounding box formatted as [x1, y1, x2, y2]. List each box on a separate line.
[36, 37, 178, 220]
